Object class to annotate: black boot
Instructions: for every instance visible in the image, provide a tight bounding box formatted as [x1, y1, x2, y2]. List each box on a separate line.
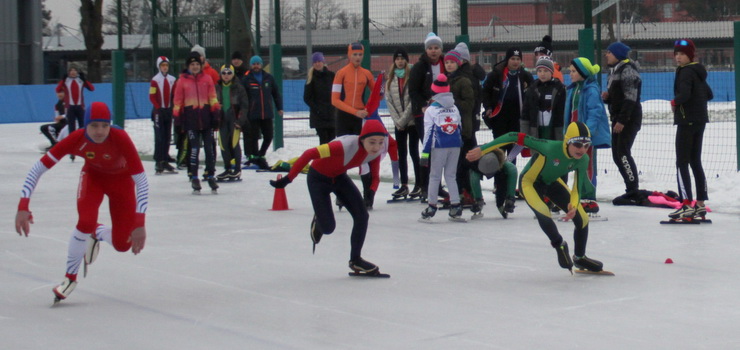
[552, 241, 573, 271]
[216, 170, 230, 181]
[392, 185, 409, 199]
[206, 176, 219, 192]
[409, 185, 422, 199]
[191, 178, 202, 192]
[349, 257, 378, 273]
[573, 255, 603, 272]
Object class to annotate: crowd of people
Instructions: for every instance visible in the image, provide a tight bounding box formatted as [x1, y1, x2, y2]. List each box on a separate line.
[19, 36, 713, 297]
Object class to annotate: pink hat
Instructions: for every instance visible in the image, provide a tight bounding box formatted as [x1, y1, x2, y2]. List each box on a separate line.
[431, 74, 449, 94]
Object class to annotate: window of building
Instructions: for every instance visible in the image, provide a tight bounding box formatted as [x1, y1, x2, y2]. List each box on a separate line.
[662, 3, 673, 19]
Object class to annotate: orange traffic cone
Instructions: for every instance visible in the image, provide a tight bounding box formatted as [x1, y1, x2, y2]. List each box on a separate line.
[270, 174, 290, 211]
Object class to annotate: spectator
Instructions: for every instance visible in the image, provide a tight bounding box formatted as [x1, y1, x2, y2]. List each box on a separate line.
[303, 51, 336, 145]
[231, 51, 248, 78]
[149, 56, 178, 175]
[521, 56, 566, 141]
[55, 64, 94, 136]
[603, 42, 643, 204]
[444, 49, 476, 206]
[667, 39, 713, 220]
[191, 45, 220, 85]
[215, 65, 249, 181]
[40, 91, 68, 151]
[242, 55, 283, 170]
[533, 35, 564, 81]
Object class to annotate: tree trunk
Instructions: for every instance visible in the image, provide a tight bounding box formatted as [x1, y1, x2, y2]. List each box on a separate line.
[230, 0, 254, 59]
[80, 0, 105, 82]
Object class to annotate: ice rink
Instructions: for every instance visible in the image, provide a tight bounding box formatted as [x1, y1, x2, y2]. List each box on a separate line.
[2, 122, 740, 349]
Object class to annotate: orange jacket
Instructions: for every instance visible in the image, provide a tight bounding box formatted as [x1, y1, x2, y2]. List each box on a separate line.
[331, 63, 374, 115]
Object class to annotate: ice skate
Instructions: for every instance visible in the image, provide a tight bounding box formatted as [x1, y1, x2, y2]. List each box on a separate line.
[662, 204, 700, 224]
[310, 215, 322, 254]
[389, 185, 409, 202]
[228, 168, 242, 181]
[52, 276, 77, 304]
[471, 198, 485, 220]
[160, 161, 178, 174]
[83, 234, 100, 277]
[215, 169, 231, 182]
[206, 176, 219, 194]
[418, 205, 437, 223]
[348, 257, 378, 273]
[573, 255, 603, 272]
[581, 199, 599, 213]
[155, 162, 164, 175]
[191, 178, 202, 194]
[552, 241, 573, 273]
[408, 185, 423, 201]
[448, 204, 467, 222]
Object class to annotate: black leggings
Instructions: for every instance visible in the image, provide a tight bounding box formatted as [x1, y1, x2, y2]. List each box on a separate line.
[414, 115, 428, 190]
[611, 122, 640, 193]
[675, 122, 707, 201]
[153, 108, 173, 163]
[66, 105, 84, 133]
[394, 125, 420, 185]
[307, 168, 369, 261]
[187, 129, 216, 178]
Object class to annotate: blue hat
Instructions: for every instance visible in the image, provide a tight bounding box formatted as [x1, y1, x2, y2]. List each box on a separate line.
[311, 52, 325, 63]
[84, 102, 111, 126]
[250, 56, 263, 65]
[607, 42, 631, 61]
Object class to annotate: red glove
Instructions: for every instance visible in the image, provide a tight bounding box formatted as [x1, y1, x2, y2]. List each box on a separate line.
[521, 148, 531, 157]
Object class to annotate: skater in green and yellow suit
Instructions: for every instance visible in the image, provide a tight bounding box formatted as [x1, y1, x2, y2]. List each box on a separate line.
[466, 121, 605, 273]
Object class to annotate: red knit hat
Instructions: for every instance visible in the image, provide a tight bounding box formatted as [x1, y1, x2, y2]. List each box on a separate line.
[674, 39, 696, 61]
[431, 74, 449, 94]
[359, 120, 387, 140]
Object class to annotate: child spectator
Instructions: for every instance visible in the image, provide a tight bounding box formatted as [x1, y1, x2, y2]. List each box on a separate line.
[40, 91, 68, 151]
[444, 49, 476, 206]
[55, 64, 94, 136]
[149, 56, 178, 174]
[420, 74, 464, 222]
[215, 65, 249, 181]
[668, 39, 713, 220]
[564, 57, 611, 213]
[521, 56, 566, 141]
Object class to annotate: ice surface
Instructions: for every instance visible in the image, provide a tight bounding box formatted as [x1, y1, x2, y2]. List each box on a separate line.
[1, 122, 739, 349]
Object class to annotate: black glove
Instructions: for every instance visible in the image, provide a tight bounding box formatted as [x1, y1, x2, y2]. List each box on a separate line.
[364, 189, 375, 209]
[79, 71, 86, 83]
[270, 176, 292, 189]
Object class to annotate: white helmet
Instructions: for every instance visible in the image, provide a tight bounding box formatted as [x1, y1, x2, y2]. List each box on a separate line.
[156, 56, 170, 68]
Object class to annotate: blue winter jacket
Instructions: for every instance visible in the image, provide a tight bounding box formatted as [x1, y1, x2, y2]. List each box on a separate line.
[563, 77, 611, 149]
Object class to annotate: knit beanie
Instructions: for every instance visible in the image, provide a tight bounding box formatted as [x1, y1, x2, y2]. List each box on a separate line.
[424, 32, 443, 50]
[535, 56, 555, 74]
[392, 47, 409, 62]
[84, 102, 111, 126]
[431, 73, 450, 94]
[505, 47, 523, 62]
[607, 42, 631, 61]
[348, 42, 364, 57]
[444, 50, 463, 66]
[191, 44, 206, 59]
[311, 51, 325, 63]
[454, 42, 471, 62]
[534, 35, 554, 57]
[674, 39, 696, 61]
[185, 51, 202, 67]
[250, 55, 263, 65]
[231, 51, 243, 60]
[571, 57, 600, 78]
[359, 120, 387, 140]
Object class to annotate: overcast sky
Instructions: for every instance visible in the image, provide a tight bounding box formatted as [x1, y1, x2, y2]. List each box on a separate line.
[46, 0, 82, 34]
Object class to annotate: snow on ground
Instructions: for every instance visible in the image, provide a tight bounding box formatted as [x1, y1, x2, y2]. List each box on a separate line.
[1, 121, 740, 349]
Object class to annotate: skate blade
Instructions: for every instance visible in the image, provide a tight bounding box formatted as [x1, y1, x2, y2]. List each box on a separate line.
[660, 218, 700, 224]
[575, 269, 615, 276]
[418, 217, 434, 224]
[471, 213, 484, 220]
[348, 271, 390, 278]
[448, 217, 467, 223]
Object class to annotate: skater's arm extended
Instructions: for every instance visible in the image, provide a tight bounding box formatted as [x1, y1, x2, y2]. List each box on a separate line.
[286, 141, 344, 181]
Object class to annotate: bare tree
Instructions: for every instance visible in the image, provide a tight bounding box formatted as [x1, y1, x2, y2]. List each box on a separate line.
[393, 4, 425, 28]
[42, 0, 53, 35]
[230, 0, 254, 58]
[335, 10, 362, 30]
[80, 0, 104, 82]
[304, 0, 345, 30]
[103, 0, 147, 35]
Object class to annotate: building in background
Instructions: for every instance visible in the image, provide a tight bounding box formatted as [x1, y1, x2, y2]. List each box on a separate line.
[0, 0, 43, 85]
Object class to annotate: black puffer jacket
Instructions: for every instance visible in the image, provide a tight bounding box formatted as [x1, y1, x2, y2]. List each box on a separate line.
[303, 67, 336, 129]
[408, 53, 443, 117]
[605, 60, 642, 127]
[673, 62, 713, 125]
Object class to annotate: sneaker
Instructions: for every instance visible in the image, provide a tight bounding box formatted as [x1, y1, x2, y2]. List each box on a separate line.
[421, 205, 437, 218]
[448, 204, 463, 219]
[53, 276, 78, 301]
[581, 200, 599, 213]
[552, 241, 573, 270]
[573, 255, 603, 272]
[392, 185, 409, 199]
[216, 170, 230, 181]
[694, 203, 707, 217]
[310, 215, 322, 244]
[349, 257, 378, 273]
[669, 204, 695, 219]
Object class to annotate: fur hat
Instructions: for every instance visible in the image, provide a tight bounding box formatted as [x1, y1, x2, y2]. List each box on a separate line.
[674, 39, 696, 61]
[424, 32, 443, 50]
[454, 42, 471, 62]
[607, 42, 631, 61]
[431, 74, 450, 94]
[534, 35, 553, 57]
